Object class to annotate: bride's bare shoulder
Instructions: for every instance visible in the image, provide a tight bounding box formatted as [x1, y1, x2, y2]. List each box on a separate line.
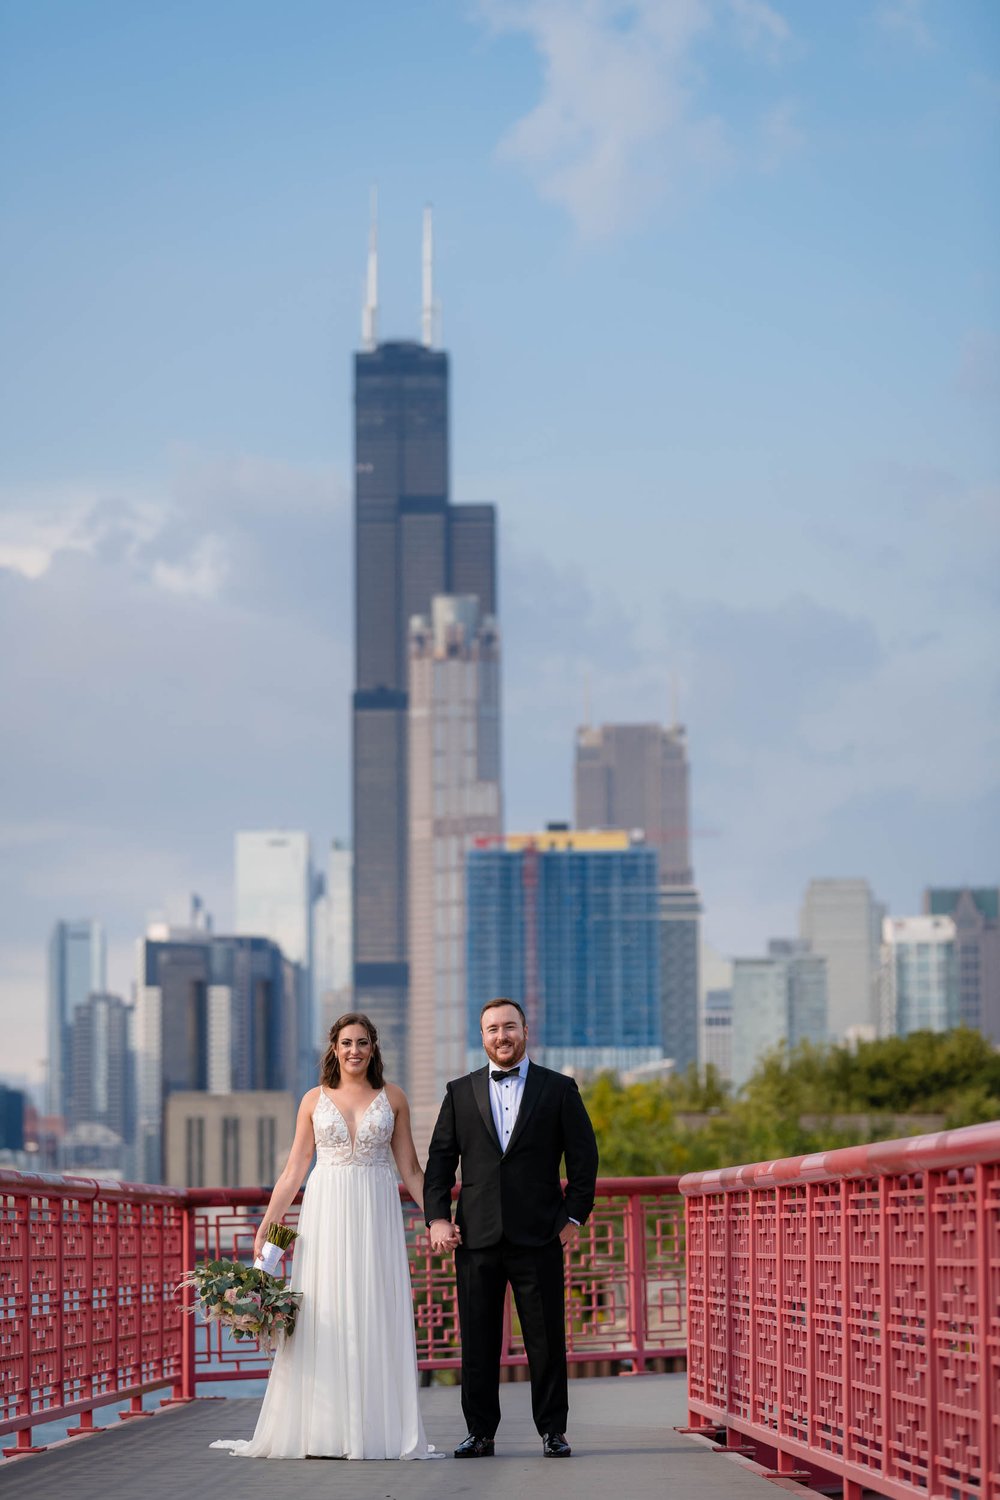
[382, 1081, 408, 1110]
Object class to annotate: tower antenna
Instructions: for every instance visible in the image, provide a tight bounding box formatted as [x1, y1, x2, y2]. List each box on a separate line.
[670, 670, 680, 730]
[362, 186, 378, 351]
[583, 666, 591, 728]
[421, 204, 434, 348]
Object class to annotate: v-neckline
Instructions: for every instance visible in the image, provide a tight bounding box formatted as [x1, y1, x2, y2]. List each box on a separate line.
[321, 1086, 384, 1151]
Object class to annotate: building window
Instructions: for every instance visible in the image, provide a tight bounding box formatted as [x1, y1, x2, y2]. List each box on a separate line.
[222, 1116, 241, 1186]
[257, 1116, 276, 1184]
[185, 1116, 205, 1188]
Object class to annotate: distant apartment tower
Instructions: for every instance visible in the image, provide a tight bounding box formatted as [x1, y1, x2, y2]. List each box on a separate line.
[135, 928, 302, 1182]
[799, 879, 884, 1041]
[353, 324, 496, 1086]
[699, 943, 734, 1083]
[235, 831, 315, 1090]
[68, 992, 133, 1143]
[314, 840, 354, 1041]
[466, 829, 661, 1074]
[0, 1085, 26, 1153]
[407, 596, 502, 1150]
[923, 887, 1000, 1043]
[575, 722, 692, 881]
[575, 721, 700, 1071]
[730, 941, 827, 1091]
[47, 919, 106, 1115]
[879, 915, 959, 1037]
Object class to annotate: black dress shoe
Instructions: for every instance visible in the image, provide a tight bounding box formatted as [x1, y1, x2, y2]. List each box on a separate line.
[454, 1433, 495, 1457]
[542, 1432, 572, 1457]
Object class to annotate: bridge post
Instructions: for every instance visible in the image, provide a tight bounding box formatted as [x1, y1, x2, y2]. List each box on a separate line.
[175, 1200, 197, 1401]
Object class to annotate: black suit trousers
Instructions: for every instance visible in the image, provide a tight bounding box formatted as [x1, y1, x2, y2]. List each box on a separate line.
[456, 1235, 567, 1437]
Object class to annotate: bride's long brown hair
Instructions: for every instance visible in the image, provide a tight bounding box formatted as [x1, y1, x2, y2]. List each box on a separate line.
[320, 1013, 385, 1090]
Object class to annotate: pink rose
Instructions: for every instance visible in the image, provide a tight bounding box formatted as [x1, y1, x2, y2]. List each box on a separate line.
[223, 1287, 239, 1305]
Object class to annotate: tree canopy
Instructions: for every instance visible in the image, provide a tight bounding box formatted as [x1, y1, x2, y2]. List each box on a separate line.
[581, 1028, 1000, 1177]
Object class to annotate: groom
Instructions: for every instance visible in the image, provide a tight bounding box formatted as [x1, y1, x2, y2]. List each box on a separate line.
[424, 997, 599, 1459]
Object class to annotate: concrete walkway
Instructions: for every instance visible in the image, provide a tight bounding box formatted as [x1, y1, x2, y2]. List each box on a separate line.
[0, 1376, 811, 1500]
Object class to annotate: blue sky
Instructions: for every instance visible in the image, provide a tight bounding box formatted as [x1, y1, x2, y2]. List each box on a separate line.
[1, 0, 998, 1084]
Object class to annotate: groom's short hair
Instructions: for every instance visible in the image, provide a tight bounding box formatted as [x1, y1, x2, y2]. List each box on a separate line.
[480, 997, 526, 1025]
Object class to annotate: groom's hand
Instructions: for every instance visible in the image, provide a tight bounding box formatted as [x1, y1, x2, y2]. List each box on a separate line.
[429, 1219, 461, 1252]
[558, 1222, 580, 1249]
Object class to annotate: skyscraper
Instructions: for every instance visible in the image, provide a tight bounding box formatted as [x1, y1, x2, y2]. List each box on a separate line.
[407, 596, 502, 1151]
[879, 915, 959, 1037]
[699, 942, 734, 1083]
[135, 927, 302, 1182]
[314, 840, 353, 1041]
[574, 721, 700, 1070]
[235, 830, 315, 1088]
[466, 829, 661, 1075]
[352, 219, 496, 1085]
[68, 991, 133, 1143]
[575, 721, 692, 881]
[729, 941, 827, 1091]
[923, 887, 1000, 1043]
[47, 918, 106, 1115]
[799, 879, 885, 1041]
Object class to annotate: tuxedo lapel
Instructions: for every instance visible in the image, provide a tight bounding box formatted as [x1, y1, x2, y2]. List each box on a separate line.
[505, 1060, 544, 1153]
[471, 1066, 502, 1151]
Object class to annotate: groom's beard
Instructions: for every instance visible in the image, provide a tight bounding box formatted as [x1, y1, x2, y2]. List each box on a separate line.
[483, 1038, 527, 1068]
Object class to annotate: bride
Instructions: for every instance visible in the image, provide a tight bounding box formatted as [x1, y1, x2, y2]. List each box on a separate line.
[212, 1013, 442, 1460]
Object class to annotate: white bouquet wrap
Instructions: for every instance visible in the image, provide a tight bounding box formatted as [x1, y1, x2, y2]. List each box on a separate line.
[252, 1222, 299, 1275]
[253, 1240, 286, 1274]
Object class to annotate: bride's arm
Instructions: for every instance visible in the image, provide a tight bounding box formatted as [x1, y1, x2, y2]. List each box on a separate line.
[386, 1084, 424, 1212]
[253, 1088, 319, 1258]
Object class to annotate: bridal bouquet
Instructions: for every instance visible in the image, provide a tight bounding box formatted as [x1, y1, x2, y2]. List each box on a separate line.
[178, 1224, 302, 1353]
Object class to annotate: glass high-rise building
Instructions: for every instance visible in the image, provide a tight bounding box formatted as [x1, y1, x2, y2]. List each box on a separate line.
[923, 887, 999, 1043]
[353, 336, 496, 1084]
[135, 928, 302, 1182]
[68, 991, 133, 1143]
[879, 915, 959, 1038]
[47, 918, 106, 1115]
[574, 721, 700, 1071]
[730, 941, 828, 1091]
[235, 831, 315, 1090]
[466, 829, 661, 1074]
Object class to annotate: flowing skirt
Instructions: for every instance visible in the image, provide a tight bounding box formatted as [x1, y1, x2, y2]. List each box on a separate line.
[212, 1159, 439, 1459]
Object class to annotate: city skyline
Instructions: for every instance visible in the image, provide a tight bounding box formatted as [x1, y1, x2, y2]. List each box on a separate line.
[1, 2, 998, 1081]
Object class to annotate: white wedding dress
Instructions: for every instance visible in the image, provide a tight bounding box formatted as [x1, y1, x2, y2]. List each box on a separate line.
[212, 1087, 439, 1460]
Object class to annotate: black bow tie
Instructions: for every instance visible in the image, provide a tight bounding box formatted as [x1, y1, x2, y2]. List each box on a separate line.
[491, 1068, 520, 1082]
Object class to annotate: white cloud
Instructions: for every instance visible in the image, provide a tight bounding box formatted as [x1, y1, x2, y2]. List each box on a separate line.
[478, 0, 793, 235]
[728, 0, 790, 59]
[152, 533, 229, 599]
[875, 0, 933, 52]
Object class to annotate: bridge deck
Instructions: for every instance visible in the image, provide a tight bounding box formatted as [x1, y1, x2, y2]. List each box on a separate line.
[0, 1376, 810, 1499]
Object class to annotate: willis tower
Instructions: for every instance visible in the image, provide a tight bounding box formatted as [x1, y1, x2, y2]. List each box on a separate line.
[352, 203, 496, 1082]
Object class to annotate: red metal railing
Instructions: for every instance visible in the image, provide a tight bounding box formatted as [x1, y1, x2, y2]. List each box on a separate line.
[681, 1120, 1000, 1500]
[0, 1171, 188, 1457]
[0, 1173, 684, 1455]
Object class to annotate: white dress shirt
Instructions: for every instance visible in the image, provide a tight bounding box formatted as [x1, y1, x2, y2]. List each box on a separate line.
[488, 1054, 529, 1151]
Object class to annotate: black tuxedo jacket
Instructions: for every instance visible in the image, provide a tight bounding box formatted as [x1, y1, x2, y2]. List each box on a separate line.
[423, 1061, 599, 1250]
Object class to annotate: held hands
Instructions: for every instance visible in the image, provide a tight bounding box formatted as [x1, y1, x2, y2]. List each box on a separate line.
[429, 1219, 462, 1253]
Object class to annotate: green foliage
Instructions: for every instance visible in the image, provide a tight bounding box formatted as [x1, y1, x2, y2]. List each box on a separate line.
[177, 1256, 303, 1348]
[582, 1028, 1000, 1176]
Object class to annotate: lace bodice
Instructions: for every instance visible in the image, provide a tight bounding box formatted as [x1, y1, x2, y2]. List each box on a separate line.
[313, 1087, 395, 1168]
